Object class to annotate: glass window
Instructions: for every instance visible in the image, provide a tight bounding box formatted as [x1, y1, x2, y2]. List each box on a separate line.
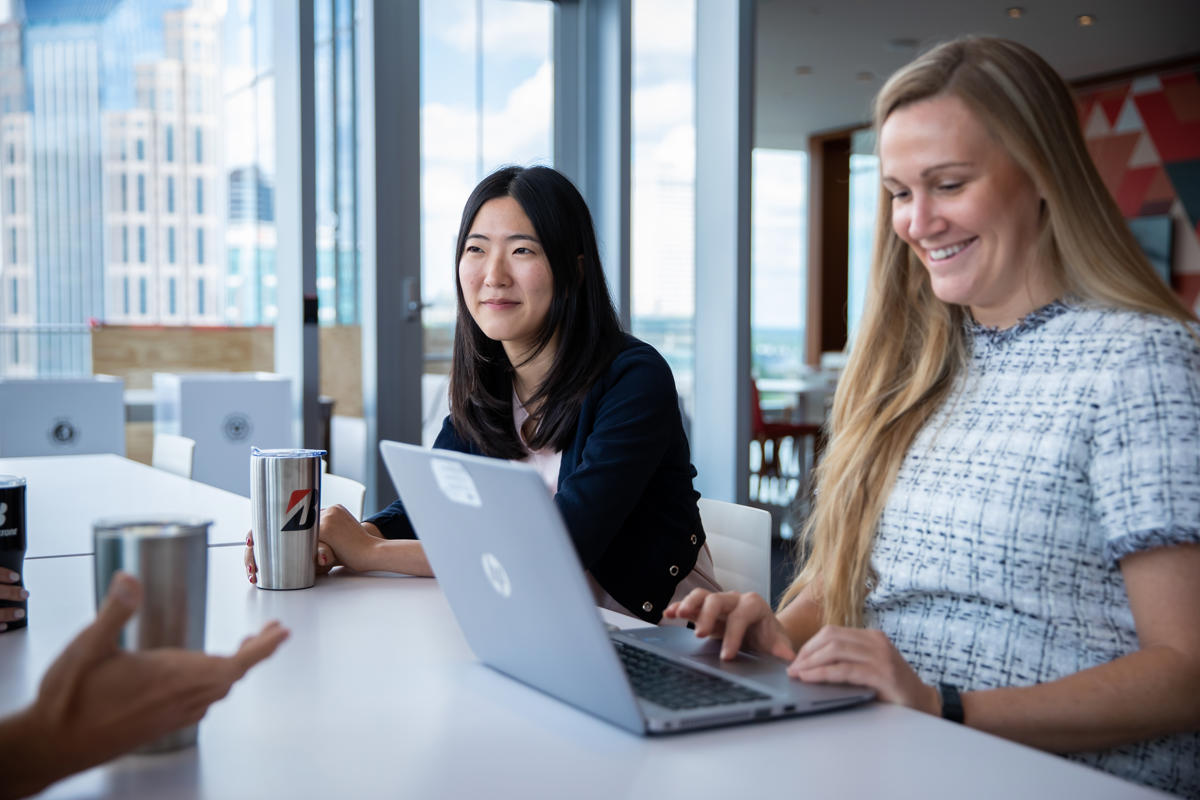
[10, 277, 18, 315]
[168, 276, 176, 315]
[197, 276, 205, 315]
[122, 276, 130, 315]
[847, 128, 878, 344]
[7, 228, 15, 265]
[631, 0, 697, 417]
[1, 0, 273, 389]
[196, 227, 204, 264]
[195, 177, 203, 214]
[751, 148, 807, 382]
[417, 0, 554, 362]
[7, 177, 15, 214]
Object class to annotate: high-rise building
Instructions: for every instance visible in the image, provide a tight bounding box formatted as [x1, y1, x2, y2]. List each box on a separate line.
[225, 164, 275, 325]
[103, 2, 223, 325]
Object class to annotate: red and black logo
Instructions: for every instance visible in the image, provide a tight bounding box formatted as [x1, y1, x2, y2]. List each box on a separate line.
[281, 489, 319, 531]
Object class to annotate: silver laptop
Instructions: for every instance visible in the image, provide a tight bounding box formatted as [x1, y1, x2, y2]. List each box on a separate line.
[379, 440, 874, 734]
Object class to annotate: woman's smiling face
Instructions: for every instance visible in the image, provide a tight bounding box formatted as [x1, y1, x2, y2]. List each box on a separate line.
[457, 196, 555, 358]
[879, 93, 1053, 327]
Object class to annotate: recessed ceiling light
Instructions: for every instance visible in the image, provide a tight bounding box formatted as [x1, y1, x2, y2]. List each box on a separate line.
[1006, 6, 1024, 19]
[1076, 13, 1096, 26]
[794, 65, 813, 76]
[856, 71, 875, 82]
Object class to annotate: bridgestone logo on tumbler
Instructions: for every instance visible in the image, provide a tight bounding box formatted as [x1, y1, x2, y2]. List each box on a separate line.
[281, 489, 318, 532]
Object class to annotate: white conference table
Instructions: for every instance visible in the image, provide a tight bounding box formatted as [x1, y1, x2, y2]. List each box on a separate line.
[0, 546, 1166, 800]
[0, 455, 251, 557]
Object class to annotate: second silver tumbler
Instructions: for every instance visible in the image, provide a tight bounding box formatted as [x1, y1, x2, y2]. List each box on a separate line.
[93, 517, 211, 753]
[251, 448, 325, 590]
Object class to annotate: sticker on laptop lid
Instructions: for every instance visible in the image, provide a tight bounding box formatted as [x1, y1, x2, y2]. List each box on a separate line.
[430, 458, 482, 507]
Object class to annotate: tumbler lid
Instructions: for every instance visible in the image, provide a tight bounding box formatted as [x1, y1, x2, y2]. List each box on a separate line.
[93, 517, 213, 539]
[0, 475, 26, 488]
[251, 448, 327, 458]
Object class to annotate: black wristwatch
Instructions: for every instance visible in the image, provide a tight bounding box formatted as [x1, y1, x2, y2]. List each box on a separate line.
[938, 682, 965, 724]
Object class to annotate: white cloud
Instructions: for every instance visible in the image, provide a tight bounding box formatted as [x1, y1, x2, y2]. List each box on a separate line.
[422, 61, 552, 167]
[431, 0, 553, 61]
[633, 80, 693, 141]
[634, 0, 695, 56]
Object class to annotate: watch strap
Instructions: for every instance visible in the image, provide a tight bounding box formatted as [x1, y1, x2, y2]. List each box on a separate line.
[938, 682, 965, 724]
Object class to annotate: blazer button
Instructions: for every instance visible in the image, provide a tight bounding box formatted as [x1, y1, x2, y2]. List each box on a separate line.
[642, 601, 653, 613]
[690, 534, 698, 545]
[668, 565, 680, 576]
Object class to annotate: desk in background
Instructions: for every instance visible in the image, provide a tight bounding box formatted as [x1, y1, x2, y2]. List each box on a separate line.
[0, 546, 1161, 799]
[0, 454, 250, 558]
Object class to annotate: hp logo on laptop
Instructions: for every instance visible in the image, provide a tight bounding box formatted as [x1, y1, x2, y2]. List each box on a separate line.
[481, 552, 512, 598]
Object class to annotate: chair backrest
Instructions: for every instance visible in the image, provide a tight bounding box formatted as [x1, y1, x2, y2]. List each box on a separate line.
[0, 376, 126, 457]
[697, 497, 772, 598]
[321, 471, 366, 520]
[151, 433, 196, 479]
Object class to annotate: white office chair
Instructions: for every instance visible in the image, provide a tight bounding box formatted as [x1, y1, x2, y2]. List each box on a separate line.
[151, 433, 197, 479]
[698, 497, 773, 599]
[321, 471, 366, 520]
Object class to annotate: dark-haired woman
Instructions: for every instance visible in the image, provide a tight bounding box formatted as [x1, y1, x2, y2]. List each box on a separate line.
[245, 166, 718, 623]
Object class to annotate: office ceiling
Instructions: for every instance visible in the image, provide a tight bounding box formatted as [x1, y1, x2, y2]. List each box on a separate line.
[755, 0, 1200, 149]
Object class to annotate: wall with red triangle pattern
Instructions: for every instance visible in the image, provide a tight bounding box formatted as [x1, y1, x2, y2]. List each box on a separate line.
[1077, 65, 1200, 313]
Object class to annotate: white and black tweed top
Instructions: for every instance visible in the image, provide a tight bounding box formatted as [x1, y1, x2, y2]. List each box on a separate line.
[864, 300, 1200, 797]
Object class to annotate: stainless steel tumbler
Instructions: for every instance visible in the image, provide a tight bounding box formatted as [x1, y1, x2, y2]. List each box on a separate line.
[93, 517, 211, 753]
[251, 448, 325, 590]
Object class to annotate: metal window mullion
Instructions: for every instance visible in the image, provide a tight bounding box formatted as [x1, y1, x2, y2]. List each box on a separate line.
[693, 0, 754, 504]
[553, 0, 631, 328]
[274, 0, 321, 448]
[358, 0, 421, 510]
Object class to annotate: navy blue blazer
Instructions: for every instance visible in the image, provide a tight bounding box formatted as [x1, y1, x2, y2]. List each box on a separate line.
[367, 335, 706, 623]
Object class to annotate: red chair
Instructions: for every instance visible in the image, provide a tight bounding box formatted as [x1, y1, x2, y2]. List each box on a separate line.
[750, 378, 825, 480]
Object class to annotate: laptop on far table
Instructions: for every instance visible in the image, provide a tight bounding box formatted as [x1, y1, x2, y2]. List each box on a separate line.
[378, 440, 874, 735]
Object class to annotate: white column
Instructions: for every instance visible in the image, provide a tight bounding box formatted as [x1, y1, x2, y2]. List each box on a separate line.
[692, 0, 754, 504]
[554, 0, 632, 328]
[274, 0, 320, 448]
[358, 0, 422, 510]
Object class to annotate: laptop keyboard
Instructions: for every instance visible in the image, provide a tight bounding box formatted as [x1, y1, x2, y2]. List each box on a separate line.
[614, 640, 771, 710]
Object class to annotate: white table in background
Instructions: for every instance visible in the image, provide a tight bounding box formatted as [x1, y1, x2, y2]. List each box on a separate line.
[0, 455, 251, 558]
[0, 547, 1165, 800]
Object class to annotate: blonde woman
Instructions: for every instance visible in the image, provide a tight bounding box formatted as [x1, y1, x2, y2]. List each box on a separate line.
[665, 37, 1200, 796]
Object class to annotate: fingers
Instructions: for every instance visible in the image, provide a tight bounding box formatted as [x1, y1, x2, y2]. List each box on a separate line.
[663, 588, 715, 621]
[1, 569, 19, 584]
[244, 531, 257, 584]
[790, 627, 876, 674]
[90, 573, 142, 641]
[316, 543, 335, 570]
[0, 584, 29, 602]
[691, 592, 742, 639]
[229, 620, 290, 678]
[52, 573, 141, 681]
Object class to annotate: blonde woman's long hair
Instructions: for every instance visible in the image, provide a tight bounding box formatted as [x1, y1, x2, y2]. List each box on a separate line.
[778, 36, 1197, 627]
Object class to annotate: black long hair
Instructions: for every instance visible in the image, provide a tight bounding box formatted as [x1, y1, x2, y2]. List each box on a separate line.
[449, 166, 624, 458]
